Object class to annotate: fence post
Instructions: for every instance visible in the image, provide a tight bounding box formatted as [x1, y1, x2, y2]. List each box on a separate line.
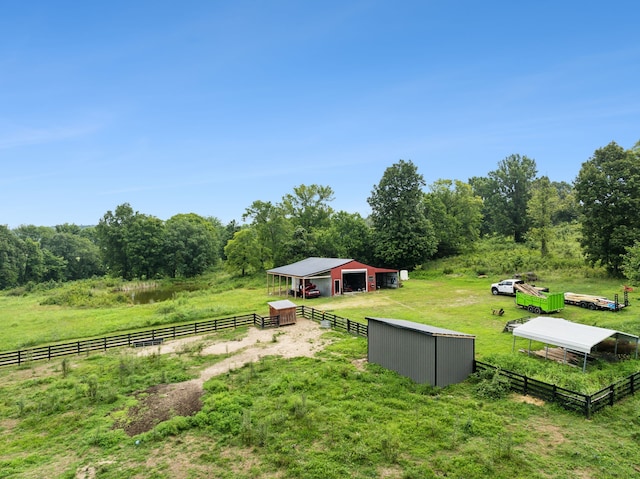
[631, 374, 635, 395]
[104, 337, 107, 351]
[173, 326, 176, 339]
[586, 395, 592, 419]
[18, 350, 21, 365]
[523, 376, 528, 395]
[609, 385, 615, 406]
[48, 346, 52, 361]
[77, 342, 81, 356]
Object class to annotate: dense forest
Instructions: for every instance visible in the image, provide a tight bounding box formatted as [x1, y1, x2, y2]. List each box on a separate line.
[2, 140, 640, 290]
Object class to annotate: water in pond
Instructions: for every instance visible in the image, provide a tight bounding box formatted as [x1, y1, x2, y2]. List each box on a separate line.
[130, 285, 198, 304]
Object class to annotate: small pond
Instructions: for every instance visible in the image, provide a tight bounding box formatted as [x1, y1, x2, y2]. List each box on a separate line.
[129, 284, 200, 304]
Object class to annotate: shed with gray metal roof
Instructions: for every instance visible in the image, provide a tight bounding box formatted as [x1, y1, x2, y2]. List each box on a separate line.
[367, 317, 475, 387]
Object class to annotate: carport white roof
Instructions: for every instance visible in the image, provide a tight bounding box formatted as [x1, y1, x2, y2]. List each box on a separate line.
[268, 257, 354, 277]
[512, 316, 637, 354]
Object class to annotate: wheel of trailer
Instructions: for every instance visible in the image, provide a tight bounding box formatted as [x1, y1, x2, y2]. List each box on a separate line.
[534, 307, 542, 314]
[491, 288, 499, 295]
[527, 305, 535, 313]
[579, 301, 587, 308]
[588, 303, 596, 310]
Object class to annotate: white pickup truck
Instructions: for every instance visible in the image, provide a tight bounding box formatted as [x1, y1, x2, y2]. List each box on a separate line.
[491, 279, 549, 296]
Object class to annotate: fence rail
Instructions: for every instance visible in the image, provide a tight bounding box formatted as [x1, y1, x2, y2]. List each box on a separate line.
[474, 360, 639, 418]
[0, 314, 267, 367]
[297, 305, 368, 337]
[2, 304, 637, 417]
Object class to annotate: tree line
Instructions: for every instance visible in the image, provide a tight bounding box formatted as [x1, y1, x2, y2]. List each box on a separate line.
[1, 140, 640, 290]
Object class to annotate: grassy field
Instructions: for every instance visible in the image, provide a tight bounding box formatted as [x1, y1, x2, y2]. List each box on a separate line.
[1, 266, 640, 478]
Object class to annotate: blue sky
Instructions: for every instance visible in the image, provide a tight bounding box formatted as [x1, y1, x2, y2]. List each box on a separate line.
[2, 1, 639, 228]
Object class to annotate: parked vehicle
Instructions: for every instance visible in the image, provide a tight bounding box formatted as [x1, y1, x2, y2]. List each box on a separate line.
[564, 292, 627, 311]
[491, 279, 549, 296]
[516, 291, 564, 314]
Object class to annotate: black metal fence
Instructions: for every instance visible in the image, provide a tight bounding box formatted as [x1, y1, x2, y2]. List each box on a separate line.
[474, 360, 640, 418]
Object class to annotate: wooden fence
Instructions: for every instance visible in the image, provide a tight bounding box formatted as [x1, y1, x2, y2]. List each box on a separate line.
[2, 304, 637, 418]
[0, 313, 281, 367]
[474, 360, 640, 418]
[296, 305, 368, 337]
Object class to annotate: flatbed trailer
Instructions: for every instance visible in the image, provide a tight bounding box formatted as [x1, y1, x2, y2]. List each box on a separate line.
[564, 292, 628, 311]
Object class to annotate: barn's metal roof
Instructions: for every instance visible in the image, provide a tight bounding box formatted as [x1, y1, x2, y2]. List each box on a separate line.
[268, 257, 354, 277]
[512, 316, 638, 354]
[366, 317, 475, 338]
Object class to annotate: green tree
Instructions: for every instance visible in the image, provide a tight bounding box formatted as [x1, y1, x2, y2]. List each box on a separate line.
[314, 211, 374, 263]
[95, 203, 136, 278]
[242, 200, 292, 267]
[282, 184, 334, 232]
[281, 226, 317, 264]
[44, 232, 104, 280]
[21, 237, 46, 283]
[224, 228, 262, 276]
[125, 214, 165, 279]
[527, 176, 559, 256]
[471, 154, 537, 242]
[0, 225, 24, 289]
[622, 241, 640, 285]
[574, 141, 640, 274]
[367, 159, 437, 270]
[424, 179, 483, 257]
[551, 181, 579, 224]
[163, 213, 220, 278]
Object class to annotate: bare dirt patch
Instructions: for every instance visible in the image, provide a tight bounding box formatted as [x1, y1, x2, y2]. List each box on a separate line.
[512, 393, 545, 407]
[116, 318, 333, 436]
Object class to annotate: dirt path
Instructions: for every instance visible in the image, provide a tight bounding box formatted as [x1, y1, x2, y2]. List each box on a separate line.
[116, 318, 334, 438]
[137, 317, 331, 386]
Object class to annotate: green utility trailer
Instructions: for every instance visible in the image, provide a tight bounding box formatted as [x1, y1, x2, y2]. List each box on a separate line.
[515, 291, 564, 314]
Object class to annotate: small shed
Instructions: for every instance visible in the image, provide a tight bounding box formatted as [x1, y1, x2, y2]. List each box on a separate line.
[367, 317, 475, 387]
[268, 299, 298, 326]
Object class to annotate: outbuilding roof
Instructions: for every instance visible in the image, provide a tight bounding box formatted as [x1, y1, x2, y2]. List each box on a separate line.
[367, 317, 475, 338]
[267, 299, 297, 310]
[512, 316, 638, 354]
[268, 257, 354, 277]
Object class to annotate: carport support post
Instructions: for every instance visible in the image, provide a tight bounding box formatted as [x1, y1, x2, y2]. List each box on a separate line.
[583, 353, 587, 373]
[512, 335, 516, 352]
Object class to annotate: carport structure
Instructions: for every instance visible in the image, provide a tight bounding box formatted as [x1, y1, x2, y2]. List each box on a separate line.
[512, 316, 639, 372]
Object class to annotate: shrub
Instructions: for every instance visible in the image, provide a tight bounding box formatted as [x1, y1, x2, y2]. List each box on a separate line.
[473, 370, 511, 400]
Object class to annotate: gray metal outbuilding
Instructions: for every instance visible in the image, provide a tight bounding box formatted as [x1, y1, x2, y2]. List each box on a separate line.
[367, 317, 475, 387]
